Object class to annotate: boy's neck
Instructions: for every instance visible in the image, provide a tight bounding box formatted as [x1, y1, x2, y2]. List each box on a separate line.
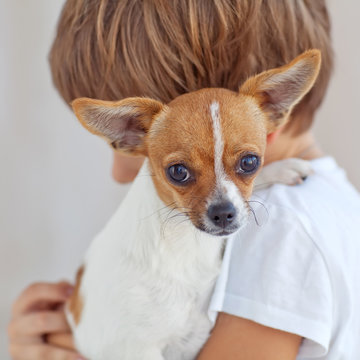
[264, 131, 324, 165]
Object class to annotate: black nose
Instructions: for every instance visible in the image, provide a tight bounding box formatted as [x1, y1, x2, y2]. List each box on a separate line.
[207, 202, 237, 228]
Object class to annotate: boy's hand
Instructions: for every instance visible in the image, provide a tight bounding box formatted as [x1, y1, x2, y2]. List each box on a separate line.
[8, 281, 84, 359]
[46, 332, 77, 351]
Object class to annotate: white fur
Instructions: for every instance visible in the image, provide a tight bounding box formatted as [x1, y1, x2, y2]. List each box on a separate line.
[209, 101, 224, 183]
[255, 158, 313, 190]
[204, 102, 248, 233]
[68, 161, 224, 360]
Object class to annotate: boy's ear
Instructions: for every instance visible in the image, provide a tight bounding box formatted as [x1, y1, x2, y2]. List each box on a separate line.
[72, 97, 165, 156]
[239, 49, 321, 133]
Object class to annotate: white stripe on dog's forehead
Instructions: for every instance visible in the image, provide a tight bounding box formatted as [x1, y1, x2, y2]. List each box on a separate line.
[210, 101, 225, 183]
[204, 101, 247, 232]
[209, 101, 244, 205]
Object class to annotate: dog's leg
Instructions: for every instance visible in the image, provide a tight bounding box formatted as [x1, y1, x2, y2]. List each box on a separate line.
[255, 158, 313, 190]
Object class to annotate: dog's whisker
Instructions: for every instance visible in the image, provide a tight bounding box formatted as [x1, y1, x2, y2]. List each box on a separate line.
[245, 200, 269, 227]
[139, 202, 176, 221]
[246, 200, 269, 215]
[248, 206, 260, 226]
[172, 217, 192, 229]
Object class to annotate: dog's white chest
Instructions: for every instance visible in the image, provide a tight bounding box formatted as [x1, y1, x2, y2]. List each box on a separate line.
[70, 163, 224, 360]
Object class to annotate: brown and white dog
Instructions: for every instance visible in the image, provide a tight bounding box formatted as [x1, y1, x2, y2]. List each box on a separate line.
[67, 50, 320, 360]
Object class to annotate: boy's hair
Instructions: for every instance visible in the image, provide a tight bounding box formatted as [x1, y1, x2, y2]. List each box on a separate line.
[50, 0, 333, 135]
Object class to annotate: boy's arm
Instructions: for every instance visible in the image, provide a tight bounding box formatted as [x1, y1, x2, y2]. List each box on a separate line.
[197, 313, 302, 360]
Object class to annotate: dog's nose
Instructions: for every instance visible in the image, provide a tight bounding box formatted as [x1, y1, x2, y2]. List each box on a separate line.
[207, 202, 236, 228]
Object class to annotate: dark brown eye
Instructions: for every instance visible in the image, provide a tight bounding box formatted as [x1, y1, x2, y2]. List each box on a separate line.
[237, 154, 260, 174]
[167, 164, 191, 184]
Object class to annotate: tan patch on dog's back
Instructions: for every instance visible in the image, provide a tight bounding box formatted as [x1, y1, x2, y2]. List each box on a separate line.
[68, 266, 84, 325]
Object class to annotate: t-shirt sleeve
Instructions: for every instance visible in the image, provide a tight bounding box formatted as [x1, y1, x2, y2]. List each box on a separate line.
[208, 204, 333, 358]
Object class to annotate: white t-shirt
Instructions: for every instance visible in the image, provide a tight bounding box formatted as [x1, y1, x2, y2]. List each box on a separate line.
[209, 157, 360, 359]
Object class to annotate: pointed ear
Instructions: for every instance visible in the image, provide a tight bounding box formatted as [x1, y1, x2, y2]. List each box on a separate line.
[72, 97, 165, 156]
[240, 49, 321, 133]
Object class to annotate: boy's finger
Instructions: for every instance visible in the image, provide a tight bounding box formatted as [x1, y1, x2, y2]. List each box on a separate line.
[12, 282, 73, 315]
[9, 343, 83, 360]
[8, 311, 71, 339]
[46, 332, 76, 351]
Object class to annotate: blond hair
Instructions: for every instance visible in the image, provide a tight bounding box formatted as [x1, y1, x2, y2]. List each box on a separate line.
[49, 0, 333, 134]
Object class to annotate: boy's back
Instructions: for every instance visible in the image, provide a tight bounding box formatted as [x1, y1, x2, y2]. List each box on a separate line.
[210, 156, 360, 359]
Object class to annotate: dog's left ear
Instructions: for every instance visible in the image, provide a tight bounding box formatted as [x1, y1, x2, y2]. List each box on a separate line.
[72, 97, 165, 156]
[239, 49, 321, 133]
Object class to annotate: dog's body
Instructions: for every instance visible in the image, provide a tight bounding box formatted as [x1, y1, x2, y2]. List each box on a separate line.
[69, 162, 222, 360]
[67, 51, 321, 360]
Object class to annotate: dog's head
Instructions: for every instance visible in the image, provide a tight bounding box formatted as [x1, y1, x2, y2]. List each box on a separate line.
[72, 50, 320, 236]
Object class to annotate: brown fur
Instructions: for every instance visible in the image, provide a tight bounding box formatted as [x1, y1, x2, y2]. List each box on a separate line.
[72, 97, 164, 156]
[241, 50, 322, 132]
[68, 265, 84, 325]
[147, 89, 267, 228]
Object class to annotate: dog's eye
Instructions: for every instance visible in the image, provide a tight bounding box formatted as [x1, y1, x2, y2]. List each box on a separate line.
[167, 164, 191, 184]
[237, 154, 260, 174]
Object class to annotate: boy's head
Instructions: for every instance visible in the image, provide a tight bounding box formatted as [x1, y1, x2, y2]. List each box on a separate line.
[50, 0, 333, 136]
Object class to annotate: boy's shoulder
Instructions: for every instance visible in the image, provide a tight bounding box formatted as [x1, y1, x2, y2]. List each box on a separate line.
[210, 157, 360, 358]
[252, 156, 360, 238]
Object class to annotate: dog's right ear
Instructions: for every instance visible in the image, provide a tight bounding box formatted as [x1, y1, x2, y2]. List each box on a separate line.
[72, 97, 165, 156]
[239, 49, 321, 133]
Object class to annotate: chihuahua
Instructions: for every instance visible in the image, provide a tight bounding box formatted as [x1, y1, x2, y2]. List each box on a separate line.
[67, 50, 320, 360]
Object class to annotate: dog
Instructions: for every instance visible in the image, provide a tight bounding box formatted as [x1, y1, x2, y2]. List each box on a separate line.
[67, 50, 321, 360]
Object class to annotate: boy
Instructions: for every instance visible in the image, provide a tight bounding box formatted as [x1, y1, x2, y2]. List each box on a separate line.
[8, 1, 360, 359]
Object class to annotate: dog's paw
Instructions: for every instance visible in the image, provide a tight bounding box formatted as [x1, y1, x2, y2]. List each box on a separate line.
[272, 158, 313, 185]
[255, 158, 313, 189]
